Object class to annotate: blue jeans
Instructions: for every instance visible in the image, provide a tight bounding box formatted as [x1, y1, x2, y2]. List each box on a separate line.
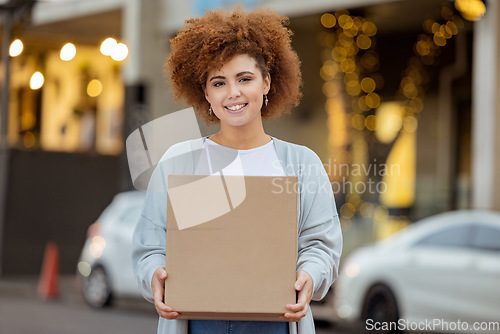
[188, 320, 289, 334]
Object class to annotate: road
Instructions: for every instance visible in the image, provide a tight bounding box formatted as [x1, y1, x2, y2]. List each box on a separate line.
[0, 276, 355, 334]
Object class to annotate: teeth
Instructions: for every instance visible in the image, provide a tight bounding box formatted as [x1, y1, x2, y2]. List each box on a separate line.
[226, 104, 246, 111]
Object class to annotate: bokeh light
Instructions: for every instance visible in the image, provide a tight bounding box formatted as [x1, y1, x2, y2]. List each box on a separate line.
[365, 114, 377, 131]
[356, 34, 372, 50]
[321, 13, 336, 28]
[60, 43, 76, 61]
[111, 43, 128, 61]
[100, 37, 117, 56]
[322, 81, 339, 97]
[87, 79, 103, 97]
[454, 0, 486, 21]
[340, 202, 356, 218]
[9, 39, 23, 57]
[362, 21, 377, 36]
[30, 72, 44, 90]
[361, 77, 376, 93]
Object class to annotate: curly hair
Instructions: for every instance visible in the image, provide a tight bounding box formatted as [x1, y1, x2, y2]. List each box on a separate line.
[166, 8, 302, 125]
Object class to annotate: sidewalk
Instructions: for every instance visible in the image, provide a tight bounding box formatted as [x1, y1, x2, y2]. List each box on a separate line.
[0, 275, 81, 302]
[0, 275, 158, 334]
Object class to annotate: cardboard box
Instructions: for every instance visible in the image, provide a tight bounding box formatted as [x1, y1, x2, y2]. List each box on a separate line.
[165, 174, 298, 321]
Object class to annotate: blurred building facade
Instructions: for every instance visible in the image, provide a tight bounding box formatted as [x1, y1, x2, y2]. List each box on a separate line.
[0, 0, 498, 274]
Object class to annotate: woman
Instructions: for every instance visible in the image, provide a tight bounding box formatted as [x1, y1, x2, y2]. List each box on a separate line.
[132, 8, 342, 334]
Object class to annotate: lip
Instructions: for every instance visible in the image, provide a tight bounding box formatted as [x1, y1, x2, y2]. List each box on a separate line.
[224, 103, 248, 114]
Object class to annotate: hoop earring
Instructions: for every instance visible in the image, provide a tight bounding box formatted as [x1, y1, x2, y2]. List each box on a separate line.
[209, 106, 213, 115]
[264, 95, 268, 107]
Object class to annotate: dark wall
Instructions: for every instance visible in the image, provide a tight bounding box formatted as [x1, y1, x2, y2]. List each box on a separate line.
[1, 149, 121, 275]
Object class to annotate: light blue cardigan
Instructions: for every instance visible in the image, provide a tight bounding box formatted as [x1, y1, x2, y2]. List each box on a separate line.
[132, 137, 342, 334]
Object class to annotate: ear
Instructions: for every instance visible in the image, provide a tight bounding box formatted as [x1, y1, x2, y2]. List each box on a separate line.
[202, 84, 210, 103]
[263, 73, 271, 95]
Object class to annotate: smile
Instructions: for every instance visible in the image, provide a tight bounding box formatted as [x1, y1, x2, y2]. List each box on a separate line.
[225, 103, 248, 112]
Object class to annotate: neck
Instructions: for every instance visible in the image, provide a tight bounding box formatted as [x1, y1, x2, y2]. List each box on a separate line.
[212, 122, 270, 150]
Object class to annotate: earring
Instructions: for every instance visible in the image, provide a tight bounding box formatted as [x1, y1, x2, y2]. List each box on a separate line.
[264, 95, 268, 107]
[209, 106, 213, 115]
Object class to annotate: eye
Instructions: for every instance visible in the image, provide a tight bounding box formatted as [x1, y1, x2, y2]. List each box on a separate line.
[213, 81, 225, 88]
[240, 77, 251, 83]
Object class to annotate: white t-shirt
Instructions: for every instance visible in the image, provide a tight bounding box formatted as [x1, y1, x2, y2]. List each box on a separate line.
[204, 138, 285, 176]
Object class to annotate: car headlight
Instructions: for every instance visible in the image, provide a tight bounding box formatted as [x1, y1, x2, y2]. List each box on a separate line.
[78, 261, 92, 277]
[345, 262, 360, 278]
[337, 305, 353, 319]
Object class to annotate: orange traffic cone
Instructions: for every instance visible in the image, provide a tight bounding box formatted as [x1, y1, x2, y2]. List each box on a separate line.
[38, 241, 59, 300]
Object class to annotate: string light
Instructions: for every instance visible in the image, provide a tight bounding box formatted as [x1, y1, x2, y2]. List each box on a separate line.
[30, 72, 44, 90]
[60, 43, 76, 61]
[100, 38, 129, 61]
[9, 39, 23, 57]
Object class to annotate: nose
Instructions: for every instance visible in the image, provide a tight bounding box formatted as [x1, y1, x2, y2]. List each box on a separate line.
[228, 83, 241, 99]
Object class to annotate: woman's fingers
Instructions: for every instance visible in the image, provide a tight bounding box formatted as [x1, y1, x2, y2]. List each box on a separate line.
[152, 267, 181, 319]
[281, 270, 313, 322]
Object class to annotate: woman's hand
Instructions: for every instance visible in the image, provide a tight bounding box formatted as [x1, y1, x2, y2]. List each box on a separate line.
[281, 270, 313, 322]
[151, 267, 182, 319]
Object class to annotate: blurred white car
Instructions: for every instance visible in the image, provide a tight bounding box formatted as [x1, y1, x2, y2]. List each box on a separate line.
[77, 191, 146, 307]
[332, 210, 500, 333]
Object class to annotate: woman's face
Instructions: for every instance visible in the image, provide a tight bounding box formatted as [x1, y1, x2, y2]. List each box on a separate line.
[204, 54, 271, 129]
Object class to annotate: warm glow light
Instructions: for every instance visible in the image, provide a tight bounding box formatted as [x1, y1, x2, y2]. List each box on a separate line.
[375, 102, 404, 143]
[440, 25, 453, 39]
[60, 43, 76, 61]
[322, 81, 339, 97]
[441, 5, 454, 20]
[358, 96, 371, 112]
[340, 58, 356, 73]
[100, 37, 117, 56]
[365, 92, 381, 109]
[446, 21, 459, 35]
[404, 116, 418, 132]
[30, 72, 44, 90]
[320, 63, 337, 81]
[9, 39, 23, 57]
[365, 114, 377, 131]
[360, 202, 375, 217]
[362, 21, 377, 36]
[23, 132, 36, 148]
[356, 34, 372, 50]
[87, 79, 103, 97]
[361, 52, 379, 71]
[321, 13, 336, 28]
[340, 203, 355, 219]
[111, 42, 128, 61]
[346, 80, 361, 96]
[351, 114, 365, 130]
[416, 40, 431, 56]
[361, 77, 376, 93]
[455, 0, 486, 21]
[433, 32, 447, 47]
[338, 15, 353, 29]
[380, 130, 416, 207]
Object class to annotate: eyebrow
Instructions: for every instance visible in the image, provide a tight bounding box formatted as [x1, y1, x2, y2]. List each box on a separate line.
[209, 71, 255, 82]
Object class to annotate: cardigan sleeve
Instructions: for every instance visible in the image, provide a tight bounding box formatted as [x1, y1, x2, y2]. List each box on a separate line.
[295, 147, 342, 301]
[131, 162, 169, 303]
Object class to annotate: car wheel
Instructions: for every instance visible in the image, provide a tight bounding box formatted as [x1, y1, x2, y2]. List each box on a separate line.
[82, 266, 112, 308]
[363, 284, 400, 331]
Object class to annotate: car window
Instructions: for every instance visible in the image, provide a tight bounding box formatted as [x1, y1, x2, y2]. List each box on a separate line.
[119, 205, 143, 226]
[415, 225, 475, 248]
[472, 226, 500, 252]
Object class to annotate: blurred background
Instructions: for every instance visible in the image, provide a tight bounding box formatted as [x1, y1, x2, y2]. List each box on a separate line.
[0, 0, 498, 333]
